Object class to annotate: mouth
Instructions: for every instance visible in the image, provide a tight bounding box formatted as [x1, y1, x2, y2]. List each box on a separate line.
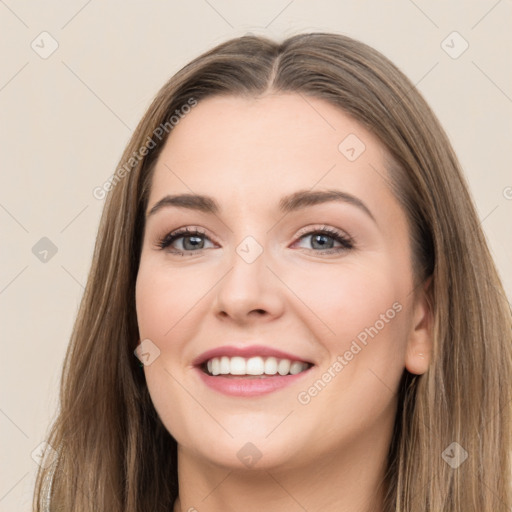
[193, 345, 315, 396]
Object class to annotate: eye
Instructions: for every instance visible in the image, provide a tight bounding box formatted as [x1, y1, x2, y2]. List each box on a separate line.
[155, 225, 354, 256]
[294, 226, 354, 254]
[156, 227, 215, 255]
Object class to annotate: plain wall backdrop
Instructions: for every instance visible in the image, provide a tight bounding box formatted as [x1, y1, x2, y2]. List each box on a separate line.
[1, 1, 511, 510]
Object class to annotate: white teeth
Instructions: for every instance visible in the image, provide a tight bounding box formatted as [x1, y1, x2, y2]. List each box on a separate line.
[204, 356, 309, 376]
[264, 357, 278, 375]
[289, 361, 305, 375]
[277, 359, 291, 375]
[230, 356, 246, 375]
[219, 356, 230, 374]
[246, 356, 265, 375]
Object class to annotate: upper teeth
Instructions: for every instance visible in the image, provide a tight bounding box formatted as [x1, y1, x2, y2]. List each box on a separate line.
[205, 356, 309, 376]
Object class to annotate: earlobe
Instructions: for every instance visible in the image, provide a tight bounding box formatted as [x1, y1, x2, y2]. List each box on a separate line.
[405, 278, 433, 375]
[405, 347, 430, 375]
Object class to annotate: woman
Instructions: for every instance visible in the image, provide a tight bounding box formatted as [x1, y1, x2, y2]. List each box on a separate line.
[33, 32, 512, 511]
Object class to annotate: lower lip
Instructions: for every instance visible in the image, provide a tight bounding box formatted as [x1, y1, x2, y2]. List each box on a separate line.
[195, 367, 312, 397]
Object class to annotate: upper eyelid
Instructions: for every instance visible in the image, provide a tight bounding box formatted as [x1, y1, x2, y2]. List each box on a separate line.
[163, 225, 347, 240]
[295, 224, 351, 238]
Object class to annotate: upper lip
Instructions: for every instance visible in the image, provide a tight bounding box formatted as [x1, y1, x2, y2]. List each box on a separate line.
[192, 345, 314, 367]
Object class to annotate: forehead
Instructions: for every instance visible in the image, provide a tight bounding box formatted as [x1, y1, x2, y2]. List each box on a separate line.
[148, 93, 398, 222]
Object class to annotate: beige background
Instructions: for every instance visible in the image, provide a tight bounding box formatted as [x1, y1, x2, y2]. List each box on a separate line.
[1, 1, 511, 510]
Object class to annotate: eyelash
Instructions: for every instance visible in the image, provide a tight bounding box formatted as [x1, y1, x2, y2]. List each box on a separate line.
[156, 225, 354, 256]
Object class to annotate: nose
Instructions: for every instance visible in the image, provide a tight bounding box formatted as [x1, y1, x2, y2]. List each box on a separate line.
[213, 240, 285, 325]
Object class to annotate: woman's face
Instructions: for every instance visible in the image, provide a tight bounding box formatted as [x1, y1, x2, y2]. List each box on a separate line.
[136, 93, 430, 471]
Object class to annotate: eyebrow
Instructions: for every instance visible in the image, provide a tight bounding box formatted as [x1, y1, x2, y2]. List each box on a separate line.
[146, 189, 376, 223]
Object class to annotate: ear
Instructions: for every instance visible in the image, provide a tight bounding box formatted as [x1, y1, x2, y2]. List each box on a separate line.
[405, 277, 433, 375]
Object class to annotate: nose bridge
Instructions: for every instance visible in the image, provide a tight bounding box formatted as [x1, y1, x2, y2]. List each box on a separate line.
[227, 232, 269, 297]
[213, 230, 282, 320]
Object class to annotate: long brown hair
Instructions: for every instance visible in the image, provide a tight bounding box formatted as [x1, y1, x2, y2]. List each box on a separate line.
[33, 32, 512, 511]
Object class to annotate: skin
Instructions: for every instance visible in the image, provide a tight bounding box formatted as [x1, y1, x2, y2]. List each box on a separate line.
[135, 93, 432, 512]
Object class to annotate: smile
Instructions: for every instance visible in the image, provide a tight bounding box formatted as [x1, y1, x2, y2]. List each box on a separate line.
[193, 345, 314, 396]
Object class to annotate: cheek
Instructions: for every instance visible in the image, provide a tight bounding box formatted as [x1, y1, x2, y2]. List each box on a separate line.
[135, 259, 208, 342]
[285, 260, 408, 351]
[283, 258, 413, 427]
[287, 263, 410, 438]
[135, 261, 210, 444]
